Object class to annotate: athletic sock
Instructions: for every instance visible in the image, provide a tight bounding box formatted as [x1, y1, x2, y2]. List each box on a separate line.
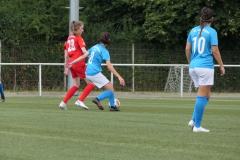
[108, 92, 115, 107]
[0, 83, 3, 95]
[194, 96, 207, 127]
[79, 83, 95, 101]
[191, 97, 209, 122]
[205, 98, 209, 106]
[63, 86, 78, 104]
[97, 90, 114, 101]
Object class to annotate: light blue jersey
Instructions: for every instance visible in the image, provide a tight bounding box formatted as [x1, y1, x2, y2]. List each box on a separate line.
[187, 25, 218, 69]
[86, 44, 110, 76]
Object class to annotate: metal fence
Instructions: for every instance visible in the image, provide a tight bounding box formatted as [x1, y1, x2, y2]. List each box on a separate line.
[1, 41, 240, 95]
[0, 63, 239, 97]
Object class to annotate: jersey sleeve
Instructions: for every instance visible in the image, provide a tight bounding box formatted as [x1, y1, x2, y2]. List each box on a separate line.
[77, 36, 86, 48]
[210, 29, 218, 46]
[102, 50, 110, 61]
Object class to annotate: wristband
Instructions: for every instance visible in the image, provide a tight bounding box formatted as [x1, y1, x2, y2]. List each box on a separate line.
[71, 62, 75, 65]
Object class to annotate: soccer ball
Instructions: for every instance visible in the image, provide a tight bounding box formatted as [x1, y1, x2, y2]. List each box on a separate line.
[108, 99, 120, 108]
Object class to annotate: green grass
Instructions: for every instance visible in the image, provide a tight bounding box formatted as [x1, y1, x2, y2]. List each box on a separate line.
[0, 97, 240, 160]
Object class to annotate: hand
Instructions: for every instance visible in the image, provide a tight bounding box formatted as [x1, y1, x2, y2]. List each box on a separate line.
[64, 68, 68, 75]
[66, 62, 73, 69]
[118, 77, 125, 86]
[64, 63, 68, 68]
[220, 66, 225, 76]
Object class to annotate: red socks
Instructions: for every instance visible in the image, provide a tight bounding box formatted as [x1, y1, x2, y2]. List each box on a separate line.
[79, 83, 95, 101]
[63, 86, 78, 103]
[62, 84, 94, 104]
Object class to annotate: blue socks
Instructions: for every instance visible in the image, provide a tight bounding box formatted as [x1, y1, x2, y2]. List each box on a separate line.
[97, 90, 115, 106]
[0, 83, 4, 96]
[191, 96, 208, 127]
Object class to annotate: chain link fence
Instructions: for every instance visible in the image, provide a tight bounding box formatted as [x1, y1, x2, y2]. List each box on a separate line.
[0, 41, 240, 93]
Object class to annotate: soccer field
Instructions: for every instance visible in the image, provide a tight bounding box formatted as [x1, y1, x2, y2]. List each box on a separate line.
[0, 96, 240, 160]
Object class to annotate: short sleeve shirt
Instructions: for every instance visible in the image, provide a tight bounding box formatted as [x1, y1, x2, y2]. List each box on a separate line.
[86, 44, 110, 76]
[65, 35, 86, 66]
[187, 26, 218, 69]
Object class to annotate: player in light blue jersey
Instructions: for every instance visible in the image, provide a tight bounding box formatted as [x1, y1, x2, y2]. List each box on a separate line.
[67, 32, 125, 111]
[185, 7, 225, 132]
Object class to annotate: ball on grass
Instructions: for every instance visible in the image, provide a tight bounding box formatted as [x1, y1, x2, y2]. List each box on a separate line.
[108, 99, 120, 108]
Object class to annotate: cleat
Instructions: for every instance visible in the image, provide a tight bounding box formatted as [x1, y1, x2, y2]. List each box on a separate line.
[75, 100, 89, 110]
[193, 126, 210, 133]
[188, 120, 194, 130]
[110, 106, 120, 111]
[1, 95, 5, 102]
[92, 98, 104, 110]
[59, 101, 67, 110]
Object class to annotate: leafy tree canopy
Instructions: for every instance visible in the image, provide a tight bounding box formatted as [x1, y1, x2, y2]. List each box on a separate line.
[0, 0, 239, 50]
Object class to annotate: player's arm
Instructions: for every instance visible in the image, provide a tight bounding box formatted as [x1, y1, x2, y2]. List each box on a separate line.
[63, 43, 69, 75]
[63, 50, 69, 75]
[212, 45, 225, 75]
[185, 42, 191, 64]
[71, 47, 89, 65]
[64, 50, 69, 64]
[106, 60, 125, 86]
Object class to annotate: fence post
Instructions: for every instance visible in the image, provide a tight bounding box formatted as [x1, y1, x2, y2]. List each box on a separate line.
[132, 43, 134, 92]
[180, 65, 183, 97]
[39, 64, 42, 96]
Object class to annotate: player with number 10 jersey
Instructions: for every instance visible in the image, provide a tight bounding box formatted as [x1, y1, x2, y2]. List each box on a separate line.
[187, 26, 218, 69]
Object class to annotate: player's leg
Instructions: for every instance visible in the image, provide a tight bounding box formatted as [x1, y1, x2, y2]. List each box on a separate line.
[64, 77, 80, 103]
[59, 76, 80, 110]
[192, 68, 213, 132]
[188, 68, 199, 128]
[75, 79, 94, 110]
[79, 80, 95, 102]
[193, 85, 211, 132]
[87, 73, 114, 110]
[79, 63, 94, 103]
[190, 94, 209, 126]
[0, 81, 5, 102]
[103, 83, 119, 111]
[94, 83, 114, 110]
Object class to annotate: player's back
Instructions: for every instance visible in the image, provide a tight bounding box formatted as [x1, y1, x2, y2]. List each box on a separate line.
[66, 35, 86, 65]
[86, 44, 110, 76]
[188, 25, 217, 69]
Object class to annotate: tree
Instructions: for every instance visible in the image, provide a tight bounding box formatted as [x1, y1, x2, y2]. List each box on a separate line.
[0, 0, 69, 46]
[81, 0, 240, 50]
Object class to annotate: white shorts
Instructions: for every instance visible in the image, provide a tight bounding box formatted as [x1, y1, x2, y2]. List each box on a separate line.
[86, 72, 110, 88]
[189, 68, 214, 88]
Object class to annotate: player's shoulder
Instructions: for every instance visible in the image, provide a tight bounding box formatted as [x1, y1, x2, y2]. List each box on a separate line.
[68, 34, 75, 39]
[75, 35, 83, 40]
[208, 26, 217, 33]
[190, 26, 200, 33]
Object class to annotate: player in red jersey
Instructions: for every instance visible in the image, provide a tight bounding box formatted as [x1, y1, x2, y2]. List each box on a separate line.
[59, 21, 95, 110]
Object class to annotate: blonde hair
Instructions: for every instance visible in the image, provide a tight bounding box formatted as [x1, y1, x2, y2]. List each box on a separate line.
[70, 21, 84, 36]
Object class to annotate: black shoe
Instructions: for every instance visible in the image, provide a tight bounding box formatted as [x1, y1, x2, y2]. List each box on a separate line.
[110, 106, 120, 111]
[1, 94, 5, 102]
[92, 98, 104, 110]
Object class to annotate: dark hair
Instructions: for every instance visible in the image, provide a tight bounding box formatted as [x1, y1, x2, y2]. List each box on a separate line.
[70, 21, 84, 36]
[98, 32, 111, 45]
[199, 7, 213, 36]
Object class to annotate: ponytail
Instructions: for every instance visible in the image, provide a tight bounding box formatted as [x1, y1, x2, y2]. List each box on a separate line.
[70, 21, 84, 36]
[199, 7, 213, 37]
